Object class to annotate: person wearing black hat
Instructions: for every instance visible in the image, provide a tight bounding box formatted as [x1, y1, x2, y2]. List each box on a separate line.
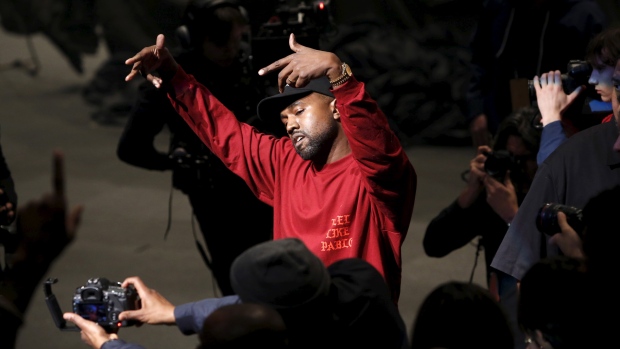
[63, 238, 409, 349]
[123, 32, 417, 305]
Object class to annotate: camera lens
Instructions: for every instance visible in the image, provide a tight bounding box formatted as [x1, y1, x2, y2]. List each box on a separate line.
[536, 203, 585, 236]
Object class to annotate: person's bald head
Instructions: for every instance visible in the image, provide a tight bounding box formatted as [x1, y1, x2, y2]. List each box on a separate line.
[198, 303, 288, 349]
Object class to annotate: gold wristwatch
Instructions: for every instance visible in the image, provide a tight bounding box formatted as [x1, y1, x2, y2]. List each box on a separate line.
[329, 62, 352, 87]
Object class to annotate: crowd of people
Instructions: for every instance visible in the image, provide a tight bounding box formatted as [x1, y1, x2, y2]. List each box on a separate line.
[2, 0, 620, 348]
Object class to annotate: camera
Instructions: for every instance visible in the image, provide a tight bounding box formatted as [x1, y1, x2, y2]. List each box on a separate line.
[45, 277, 140, 333]
[535, 203, 585, 236]
[484, 150, 515, 181]
[168, 138, 214, 193]
[527, 60, 592, 103]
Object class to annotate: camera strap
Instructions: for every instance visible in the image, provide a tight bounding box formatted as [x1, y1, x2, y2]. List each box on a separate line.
[162, 177, 214, 271]
[469, 237, 483, 284]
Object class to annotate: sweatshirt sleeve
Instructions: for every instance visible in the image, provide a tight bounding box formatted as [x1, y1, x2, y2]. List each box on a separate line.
[165, 67, 288, 205]
[101, 339, 146, 349]
[174, 295, 241, 335]
[537, 120, 567, 166]
[333, 77, 417, 232]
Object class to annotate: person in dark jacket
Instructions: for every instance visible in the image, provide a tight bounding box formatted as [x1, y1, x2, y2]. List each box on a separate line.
[116, 0, 276, 296]
[423, 106, 541, 288]
[465, 0, 607, 148]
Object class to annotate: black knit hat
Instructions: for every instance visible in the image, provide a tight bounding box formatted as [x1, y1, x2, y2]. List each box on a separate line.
[230, 238, 331, 309]
[256, 77, 335, 121]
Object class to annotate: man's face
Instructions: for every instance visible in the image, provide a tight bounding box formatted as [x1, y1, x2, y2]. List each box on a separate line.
[201, 23, 248, 67]
[612, 59, 620, 152]
[280, 93, 338, 160]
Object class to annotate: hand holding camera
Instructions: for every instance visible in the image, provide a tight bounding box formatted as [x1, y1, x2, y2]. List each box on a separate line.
[62, 313, 119, 349]
[117, 276, 176, 326]
[45, 277, 140, 334]
[457, 145, 491, 208]
[531, 69, 583, 128]
[482, 152, 518, 224]
[549, 212, 585, 259]
[536, 203, 585, 236]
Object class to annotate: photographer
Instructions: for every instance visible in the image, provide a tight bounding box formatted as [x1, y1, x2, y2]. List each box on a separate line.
[116, 0, 276, 296]
[62, 238, 409, 349]
[464, 0, 607, 149]
[534, 26, 620, 165]
[491, 53, 620, 349]
[423, 106, 541, 290]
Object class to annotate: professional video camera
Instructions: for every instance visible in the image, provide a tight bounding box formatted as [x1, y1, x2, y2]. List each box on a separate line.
[168, 136, 213, 194]
[536, 203, 585, 236]
[527, 60, 610, 130]
[44, 277, 140, 333]
[250, 0, 335, 82]
[527, 60, 592, 102]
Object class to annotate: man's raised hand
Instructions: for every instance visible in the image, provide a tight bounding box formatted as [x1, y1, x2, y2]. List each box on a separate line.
[125, 34, 178, 89]
[258, 33, 342, 92]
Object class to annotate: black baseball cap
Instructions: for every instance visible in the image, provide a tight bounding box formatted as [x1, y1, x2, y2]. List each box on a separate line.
[256, 77, 335, 121]
[230, 238, 331, 309]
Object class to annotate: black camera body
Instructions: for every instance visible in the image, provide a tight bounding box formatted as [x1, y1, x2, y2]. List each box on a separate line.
[484, 150, 515, 181]
[73, 278, 140, 330]
[536, 203, 585, 236]
[527, 60, 592, 102]
[250, 0, 333, 86]
[168, 137, 214, 193]
[45, 277, 140, 333]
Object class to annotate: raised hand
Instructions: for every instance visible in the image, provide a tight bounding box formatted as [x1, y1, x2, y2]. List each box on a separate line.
[13, 150, 83, 265]
[533, 70, 583, 127]
[1, 150, 83, 315]
[118, 276, 176, 326]
[125, 34, 178, 89]
[258, 33, 342, 92]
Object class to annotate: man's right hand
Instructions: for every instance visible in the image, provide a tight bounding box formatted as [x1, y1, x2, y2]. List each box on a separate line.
[533, 70, 582, 127]
[118, 276, 176, 326]
[63, 313, 118, 349]
[125, 34, 179, 89]
[549, 212, 584, 259]
[457, 145, 491, 208]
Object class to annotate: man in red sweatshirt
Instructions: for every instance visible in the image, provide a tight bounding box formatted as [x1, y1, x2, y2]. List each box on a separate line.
[124, 33, 417, 304]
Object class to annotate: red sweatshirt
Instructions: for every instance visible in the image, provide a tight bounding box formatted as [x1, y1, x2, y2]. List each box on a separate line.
[167, 67, 417, 304]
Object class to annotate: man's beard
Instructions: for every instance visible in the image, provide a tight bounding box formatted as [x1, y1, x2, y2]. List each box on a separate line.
[295, 136, 322, 160]
[294, 127, 336, 161]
